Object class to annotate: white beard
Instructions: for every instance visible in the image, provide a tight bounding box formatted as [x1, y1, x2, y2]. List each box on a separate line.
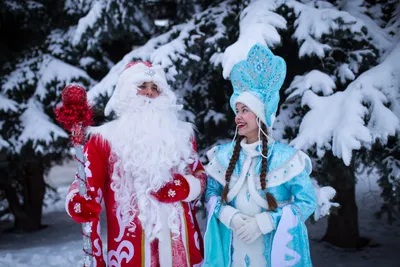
[91, 95, 194, 241]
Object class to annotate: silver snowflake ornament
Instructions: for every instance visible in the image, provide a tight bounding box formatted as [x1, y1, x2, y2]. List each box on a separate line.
[144, 68, 155, 77]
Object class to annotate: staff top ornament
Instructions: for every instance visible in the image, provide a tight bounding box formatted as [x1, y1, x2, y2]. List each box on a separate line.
[55, 84, 94, 146]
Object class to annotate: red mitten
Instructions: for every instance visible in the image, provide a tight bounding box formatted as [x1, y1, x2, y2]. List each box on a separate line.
[151, 174, 190, 203]
[68, 191, 102, 223]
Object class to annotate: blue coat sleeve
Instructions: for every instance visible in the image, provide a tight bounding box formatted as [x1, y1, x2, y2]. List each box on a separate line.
[269, 170, 317, 228]
[205, 176, 224, 217]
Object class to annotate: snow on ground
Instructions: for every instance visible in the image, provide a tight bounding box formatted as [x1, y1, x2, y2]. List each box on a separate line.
[0, 161, 399, 266]
[308, 173, 400, 267]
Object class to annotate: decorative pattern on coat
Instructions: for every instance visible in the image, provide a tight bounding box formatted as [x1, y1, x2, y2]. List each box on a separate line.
[95, 188, 103, 204]
[84, 150, 92, 178]
[187, 208, 195, 226]
[150, 240, 160, 267]
[107, 240, 135, 267]
[87, 153, 103, 262]
[67, 135, 205, 267]
[196, 171, 207, 196]
[172, 237, 189, 267]
[190, 153, 199, 172]
[271, 206, 302, 266]
[115, 205, 129, 242]
[94, 221, 102, 257]
[194, 231, 200, 251]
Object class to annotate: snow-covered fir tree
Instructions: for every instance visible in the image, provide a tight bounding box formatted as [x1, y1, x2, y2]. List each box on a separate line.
[86, 0, 399, 248]
[272, 0, 400, 247]
[1, 0, 399, 250]
[0, 0, 161, 231]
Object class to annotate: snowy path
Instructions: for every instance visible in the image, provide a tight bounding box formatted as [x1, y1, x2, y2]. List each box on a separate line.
[0, 161, 399, 267]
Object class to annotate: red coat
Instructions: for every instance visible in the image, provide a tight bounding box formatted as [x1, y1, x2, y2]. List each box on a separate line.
[66, 135, 207, 267]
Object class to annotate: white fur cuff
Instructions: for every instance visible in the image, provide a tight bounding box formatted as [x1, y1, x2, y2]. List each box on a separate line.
[218, 205, 239, 229]
[183, 174, 201, 202]
[255, 212, 275, 234]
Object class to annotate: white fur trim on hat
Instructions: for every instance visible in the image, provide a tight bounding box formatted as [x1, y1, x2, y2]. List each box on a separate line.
[121, 63, 170, 93]
[234, 91, 266, 124]
[105, 62, 176, 116]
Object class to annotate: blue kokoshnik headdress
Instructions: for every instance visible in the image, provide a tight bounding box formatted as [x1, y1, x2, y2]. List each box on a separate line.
[230, 43, 287, 131]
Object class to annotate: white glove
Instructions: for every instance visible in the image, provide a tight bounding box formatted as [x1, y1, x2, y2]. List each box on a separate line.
[218, 205, 250, 230]
[231, 213, 251, 232]
[236, 217, 263, 244]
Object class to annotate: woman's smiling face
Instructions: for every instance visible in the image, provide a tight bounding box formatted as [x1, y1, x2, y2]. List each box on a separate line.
[235, 102, 258, 142]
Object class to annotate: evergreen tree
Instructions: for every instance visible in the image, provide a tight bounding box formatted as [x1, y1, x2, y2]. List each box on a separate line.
[1, 0, 399, 246]
[87, 0, 337, 224]
[87, 0, 399, 248]
[272, 0, 400, 247]
[0, 0, 158, 231]
[362, 0, 400, 225]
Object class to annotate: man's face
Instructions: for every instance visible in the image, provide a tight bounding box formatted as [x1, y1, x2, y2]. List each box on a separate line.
[137, 82, 160, 98]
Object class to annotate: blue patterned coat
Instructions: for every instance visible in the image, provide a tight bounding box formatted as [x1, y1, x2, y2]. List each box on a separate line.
[203, 140, 317, 267]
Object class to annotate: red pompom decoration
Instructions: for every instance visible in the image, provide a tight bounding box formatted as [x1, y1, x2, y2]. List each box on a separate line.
[55, 84, 94, 146]
[62, 84, 87, 105]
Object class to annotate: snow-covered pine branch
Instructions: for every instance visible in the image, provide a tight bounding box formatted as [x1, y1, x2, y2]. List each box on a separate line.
[291, 87, 371, 164]
[88, 0, 236, 117]
[18, 99, 68, 154]
[0, 94, 18, 113]
[71, 0, 154, 49]
[64, 0, 95, 16]
[222, 0, 287, 78]
[72, 0, 104, 46]
[0, 94, 18, 150]
[312, 179, 339, 221]
[2, 52, 93, 154]
[338, 0, 393, 54]
[290, 43, 400, 165]
[286, 70, 336, 98]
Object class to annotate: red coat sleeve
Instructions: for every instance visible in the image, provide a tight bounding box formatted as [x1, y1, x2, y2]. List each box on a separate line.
[183, 138, 207, 202]
[65, 135, 109, 216]
[65, 134, 110, 267]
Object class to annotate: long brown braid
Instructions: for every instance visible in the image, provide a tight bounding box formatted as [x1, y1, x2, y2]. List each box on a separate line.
[260, 123, 278, 211]
[221, 135, 244, 203]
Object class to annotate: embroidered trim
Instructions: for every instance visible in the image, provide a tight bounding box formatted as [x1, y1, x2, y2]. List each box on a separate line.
[206, 149, 311, 189]
[74, 203, 81, 213]
[168, 189, 176, 197]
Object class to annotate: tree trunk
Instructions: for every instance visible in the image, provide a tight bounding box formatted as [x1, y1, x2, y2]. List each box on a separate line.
[322, 152, 369, 248]
[3, 156, 46, 232]
[3, 182, 31, 231]
[20, 157, 46, 231]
